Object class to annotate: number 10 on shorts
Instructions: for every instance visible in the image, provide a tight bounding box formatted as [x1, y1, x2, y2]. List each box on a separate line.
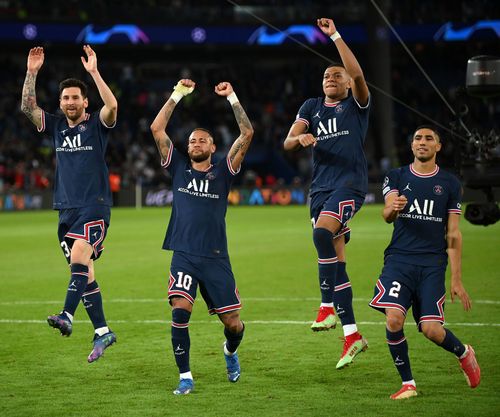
[176, 272, 193, 291]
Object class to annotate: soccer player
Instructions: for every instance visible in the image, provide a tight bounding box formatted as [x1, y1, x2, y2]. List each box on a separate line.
[21, 46, 118, 362]
[150, 79, 254, 395]
[369, 126, 481, 399]
[284, 18, 369, 369]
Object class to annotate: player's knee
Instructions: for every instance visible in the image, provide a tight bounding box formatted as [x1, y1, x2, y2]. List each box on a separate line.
[170, 296, 192, 312]
[220, 311, 242, 333]
[386, 311, 404, 331]
[172, 308, 191, 325]
[312, 227, 334, 253]
[421, 322, 444, 342]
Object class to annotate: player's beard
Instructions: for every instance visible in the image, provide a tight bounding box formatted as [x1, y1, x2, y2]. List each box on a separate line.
[189, 149, 211, 163]
[64, 107, 84, 122]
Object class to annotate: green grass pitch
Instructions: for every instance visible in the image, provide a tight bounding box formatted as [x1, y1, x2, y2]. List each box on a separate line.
[1, 205, 499, 417]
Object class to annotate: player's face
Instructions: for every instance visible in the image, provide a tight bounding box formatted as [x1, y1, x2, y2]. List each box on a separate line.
[187, 130, 216, 163]
[323, 67, 350, 100]
[411, 128, 442, 162]
[59, 87, 88, 122]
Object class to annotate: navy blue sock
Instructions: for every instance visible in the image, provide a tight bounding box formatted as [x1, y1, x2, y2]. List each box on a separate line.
[387, 328, 413, 382]
[81, 280, 107, 329]
[171, 309, 191, 373]
[333, 262, 356, 325]
[438, 328, 466, 357]
[63, 263, 89, 316]
[224, 323, 245, 353]
[312, 228, 337, 304]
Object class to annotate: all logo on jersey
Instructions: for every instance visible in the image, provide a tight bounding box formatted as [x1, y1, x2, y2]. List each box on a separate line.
[56, 133, 93, 152]
[187, 178, 209, 193]
[399, 198, 443, 222]
[409, 198, 434, 215]
[315, 117, 349, 141]
[179, 177, 219, 199]
[62, 134, 82, 148]
[317, 118, 337, 136]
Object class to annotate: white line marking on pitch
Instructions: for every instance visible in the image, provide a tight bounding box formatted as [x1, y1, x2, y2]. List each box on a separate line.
[1, 297, 499, 306]
[0, 319, 498, 327]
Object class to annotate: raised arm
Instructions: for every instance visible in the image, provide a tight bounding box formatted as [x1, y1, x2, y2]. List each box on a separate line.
[317, 18, 369, 106]
[80, 45, 118, 127]
[284, 121, 316, 151]
[215, 82, 254, 172]
[446, 213, 471, 311]
[150, 79, 195, 162]
[21, 47, 44, 130]
[382, 193, 408, 223]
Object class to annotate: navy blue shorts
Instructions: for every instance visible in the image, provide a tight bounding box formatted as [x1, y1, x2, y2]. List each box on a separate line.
[57, 205, 111, 264]
[310, 188, 366, 242]
[369, 258, 446, 329]
[168, 251, 242, 315]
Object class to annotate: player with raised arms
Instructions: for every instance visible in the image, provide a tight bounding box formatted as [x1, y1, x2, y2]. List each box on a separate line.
[150, 79, 254, 395]
[284, 17, 370, 369]
[21, 45, 118, 362]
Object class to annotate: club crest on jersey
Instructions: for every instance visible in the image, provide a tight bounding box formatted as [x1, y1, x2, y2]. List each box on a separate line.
[335, 104, 343, 113]
[78, 124, 87, 132]
[205, 172, 216, 180]
[433, 185, 443, 195]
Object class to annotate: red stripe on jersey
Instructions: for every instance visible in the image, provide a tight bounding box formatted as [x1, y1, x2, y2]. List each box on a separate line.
[410, 163, 439, 178]
[293, 118, 309, 127]
[161, 144, 174, 168]
[226, 154, 240, 176]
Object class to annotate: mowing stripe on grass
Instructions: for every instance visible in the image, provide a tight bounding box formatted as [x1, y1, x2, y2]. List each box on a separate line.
[1, 297, 499, 305]
[1, 319, 499, 327]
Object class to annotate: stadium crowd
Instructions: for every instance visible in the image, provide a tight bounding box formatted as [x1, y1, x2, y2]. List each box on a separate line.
[0, 2, 499, 196]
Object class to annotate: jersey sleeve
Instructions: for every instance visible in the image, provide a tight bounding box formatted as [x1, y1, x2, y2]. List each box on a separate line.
[382, 169, 400, 200]
[293, 98, 315, 132]
[37, 111, 57, 134]
[353, 93, 371, 112]
[97, 110, 116, 130]
[447, 175, 463, 215]
[162, 146, 186, 175]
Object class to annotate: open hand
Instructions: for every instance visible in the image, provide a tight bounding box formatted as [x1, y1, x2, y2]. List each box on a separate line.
[27, 47, 44, 74]
[81, 45, 98, 73]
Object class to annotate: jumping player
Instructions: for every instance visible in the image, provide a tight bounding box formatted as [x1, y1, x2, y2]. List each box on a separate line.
[284, 17, 369, 369]
[150, 79, 254, 395]
[369, 126, 480, 399]
[21, 46, 118, 362]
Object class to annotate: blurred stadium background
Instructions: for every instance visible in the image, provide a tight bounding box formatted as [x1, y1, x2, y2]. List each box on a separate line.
[1, 2, 499, 417]
[1, 0, 499, 212]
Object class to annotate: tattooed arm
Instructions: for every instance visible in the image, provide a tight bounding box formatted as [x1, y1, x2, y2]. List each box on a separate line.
[215, 82, 254, 172]
[150, 79, 195, 162]
[21, 47, 45, 129]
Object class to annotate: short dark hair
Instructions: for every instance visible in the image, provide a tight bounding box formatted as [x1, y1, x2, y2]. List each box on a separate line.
[190, 127, 214, 140]
[59, 78, 88, 98]
[413, 125, 441, 142]
[326, 62, 345, 70]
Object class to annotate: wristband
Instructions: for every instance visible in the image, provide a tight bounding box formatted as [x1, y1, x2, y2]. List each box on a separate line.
[330, 31, 341, 42]
[170, 91, 183, 104]
[227, 92, 239, 105]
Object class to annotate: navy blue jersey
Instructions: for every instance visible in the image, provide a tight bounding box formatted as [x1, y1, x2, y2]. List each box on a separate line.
[382, 164, 462, 266]
[39, 111, 114, 209]
[294, 94, 370, 194]
[161, 146, 238, 258]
